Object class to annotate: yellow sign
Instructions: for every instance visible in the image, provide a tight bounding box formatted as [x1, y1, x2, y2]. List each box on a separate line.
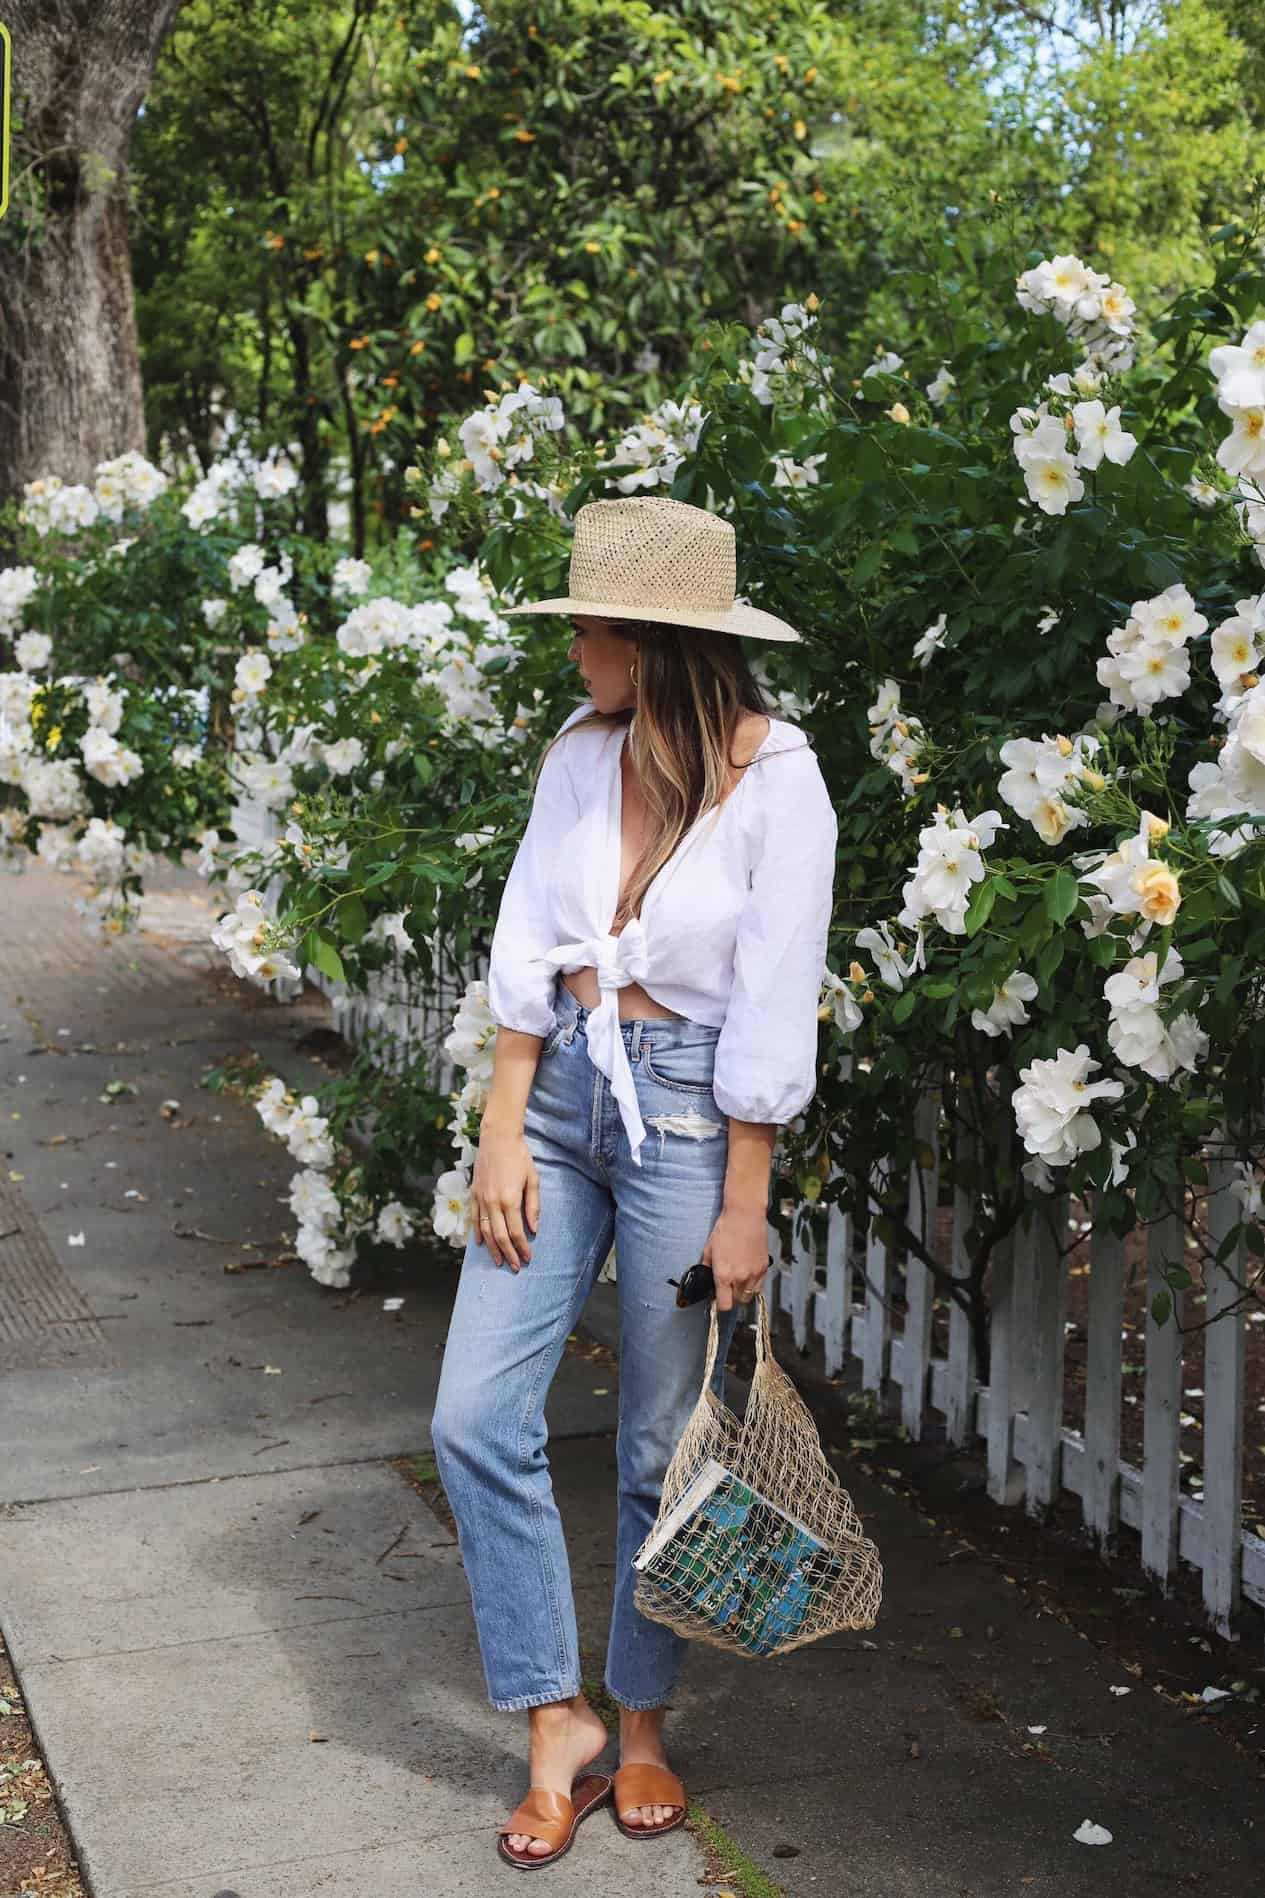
[0, 24, 9, 221]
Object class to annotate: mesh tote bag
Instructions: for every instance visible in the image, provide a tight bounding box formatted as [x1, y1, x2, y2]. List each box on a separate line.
[632, 1294, 883, 1658]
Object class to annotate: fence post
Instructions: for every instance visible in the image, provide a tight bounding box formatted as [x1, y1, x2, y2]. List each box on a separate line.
[789, 1206, 816, 1354]
[823, 1198, 850, 1378]
[1202, 1140, 1246, 1634]
[1142, 1206, 1185, 1592]
[984, 1076, 1024, 1506]
[1082, 1209, 1125, 1552]
[944, 1107, 977, 1447]
[862, 1161, 891, 1394]
[986, 1226, 1026, 1506]
[1026, 1195, 1069, 1515]
[901, 1077, 940, 1441]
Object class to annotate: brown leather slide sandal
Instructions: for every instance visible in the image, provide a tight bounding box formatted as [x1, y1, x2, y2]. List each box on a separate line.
[612, 1763, 688, 1840]
[497, 1772, 613, 1871]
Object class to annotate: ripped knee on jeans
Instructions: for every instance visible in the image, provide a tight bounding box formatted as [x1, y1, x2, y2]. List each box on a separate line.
[645, 1108, 725, 1154]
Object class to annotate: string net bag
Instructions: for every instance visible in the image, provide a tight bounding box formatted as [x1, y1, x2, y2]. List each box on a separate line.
[632, 1294, 883, 1658]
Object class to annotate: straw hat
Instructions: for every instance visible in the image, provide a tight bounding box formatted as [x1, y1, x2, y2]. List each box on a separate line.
[499, 495, 803, 644]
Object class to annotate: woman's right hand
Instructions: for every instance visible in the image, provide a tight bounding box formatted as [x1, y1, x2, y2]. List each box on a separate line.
[470, 1122, 540, 1271]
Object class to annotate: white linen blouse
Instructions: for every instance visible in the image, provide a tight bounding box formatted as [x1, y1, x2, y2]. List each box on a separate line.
[486, 701, 838, 1167]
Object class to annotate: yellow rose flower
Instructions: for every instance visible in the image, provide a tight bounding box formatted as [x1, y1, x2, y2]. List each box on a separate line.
[1135, 862, 1181, 925]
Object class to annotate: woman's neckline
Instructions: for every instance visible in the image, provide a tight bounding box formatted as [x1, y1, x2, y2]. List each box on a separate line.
[606, 713, 781, 935]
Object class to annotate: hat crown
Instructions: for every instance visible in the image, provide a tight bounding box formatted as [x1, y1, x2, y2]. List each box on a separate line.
[569, 496, 736, 614]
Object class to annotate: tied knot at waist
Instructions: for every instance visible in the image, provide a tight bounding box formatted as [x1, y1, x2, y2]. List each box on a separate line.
[531, 916, 650, 991]
[529, 920, 651, 1163]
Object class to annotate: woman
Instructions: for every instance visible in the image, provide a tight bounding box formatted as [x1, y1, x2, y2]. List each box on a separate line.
[430, 495, 838, 1870]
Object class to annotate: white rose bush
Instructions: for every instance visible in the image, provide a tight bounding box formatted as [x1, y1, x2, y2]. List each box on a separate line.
[408, 212, 1265, 1342]
[6, 208, 1265, 1339]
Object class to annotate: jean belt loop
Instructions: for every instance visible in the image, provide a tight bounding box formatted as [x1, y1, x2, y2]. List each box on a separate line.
[626, 1017, 643, 1063]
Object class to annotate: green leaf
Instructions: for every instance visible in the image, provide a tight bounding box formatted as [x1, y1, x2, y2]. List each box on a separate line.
[1150, 1288, 1172, 1327]
[311, 937, 346, 984]
[891, 989, 917, 1022]
[964, 876, 996, 938]
[853, 540, 883, 587]
[453, 331, 475, 366]
[1216, 873, 1242, 912]
[1036, 932, 1066, 987]
[1044, 868, 1081, 924]
[337, 893, 368, 942]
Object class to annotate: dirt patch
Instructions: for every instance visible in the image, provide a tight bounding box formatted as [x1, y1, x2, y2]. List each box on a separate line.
[0, 1626, 84, 1898]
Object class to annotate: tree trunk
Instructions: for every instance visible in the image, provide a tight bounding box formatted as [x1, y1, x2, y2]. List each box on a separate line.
[0, 0, 186, 505]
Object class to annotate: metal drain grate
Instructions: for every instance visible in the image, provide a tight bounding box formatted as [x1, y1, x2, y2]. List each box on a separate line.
[0, 1176, 113, 1370]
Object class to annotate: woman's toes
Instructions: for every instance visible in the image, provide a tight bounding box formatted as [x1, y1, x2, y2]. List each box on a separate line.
[622, 1800, 680, 1829]
[527, 1836, 552, 1857]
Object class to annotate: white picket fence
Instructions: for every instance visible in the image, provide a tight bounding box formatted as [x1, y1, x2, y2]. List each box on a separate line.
[765, 1075, 1265, 1640]
[232, 794, 1265, 1640]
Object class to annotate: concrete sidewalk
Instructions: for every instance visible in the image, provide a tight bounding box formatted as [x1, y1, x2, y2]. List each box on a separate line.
[2, 860, 1263, 1897]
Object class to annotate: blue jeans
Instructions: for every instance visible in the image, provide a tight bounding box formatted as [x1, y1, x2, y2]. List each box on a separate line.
[431, 977, 740, 1712]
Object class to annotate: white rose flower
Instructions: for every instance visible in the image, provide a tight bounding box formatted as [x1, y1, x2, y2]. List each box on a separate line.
[432, 1167, 473, 1245]
[1070, 400, 1137, 470]
[1209, 320, 1265, 410]
[375, 1201, 417, 1247]
[322, 736, 365, 775]
[235, 650, 273, 697]
[0, 564, 40, 631]
[1022, 451, 1085, 516]
[82, 678, 126, 732]
[15, 631, 52, 672]
[971, 970, 1039, 1038]
[227, 543, 267, 589]
[81, 726, 144, 787]
[332, 556, 373, 596]
[912, 613, 948, 668]
[23, 757, 88, 819]
[1012, 1044, 1124, 1167]
[285, 1096, 336, 1168]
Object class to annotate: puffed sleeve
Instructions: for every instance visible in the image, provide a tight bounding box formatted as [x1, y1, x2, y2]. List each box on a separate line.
[711, 740, 838, 1125]
[486, 704, 590, 1037]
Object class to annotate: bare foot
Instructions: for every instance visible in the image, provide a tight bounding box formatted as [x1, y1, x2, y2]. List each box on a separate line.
[503, 1694, 609, 1861]
[618, 1705, 680, 1831]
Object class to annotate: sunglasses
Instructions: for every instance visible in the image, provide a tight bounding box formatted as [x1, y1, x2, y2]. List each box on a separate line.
[667, 1261, 715, 1308]
[668, 1251, 776, 1309]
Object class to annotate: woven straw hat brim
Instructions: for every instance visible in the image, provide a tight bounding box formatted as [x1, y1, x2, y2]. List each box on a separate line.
[500, 595, 803, 644]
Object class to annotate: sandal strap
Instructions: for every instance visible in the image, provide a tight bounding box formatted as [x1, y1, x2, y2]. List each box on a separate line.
[499, 1786, 573, 1851]
[615, 1763, 686, 1812]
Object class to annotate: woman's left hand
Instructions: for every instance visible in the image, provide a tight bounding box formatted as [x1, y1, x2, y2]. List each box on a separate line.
[702, 1206, 771, 1312]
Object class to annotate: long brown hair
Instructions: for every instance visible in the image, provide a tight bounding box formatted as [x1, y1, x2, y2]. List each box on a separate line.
[536, 616, 787, 930]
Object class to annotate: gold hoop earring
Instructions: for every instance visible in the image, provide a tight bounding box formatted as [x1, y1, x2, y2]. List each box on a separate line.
[629, 661, 639, 687]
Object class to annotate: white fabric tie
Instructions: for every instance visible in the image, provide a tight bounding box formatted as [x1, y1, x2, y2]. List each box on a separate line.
[532, 917, 651, 1165]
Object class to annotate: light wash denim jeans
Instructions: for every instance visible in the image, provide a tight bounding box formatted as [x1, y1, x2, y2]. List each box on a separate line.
[431, 976, 740, 1712]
